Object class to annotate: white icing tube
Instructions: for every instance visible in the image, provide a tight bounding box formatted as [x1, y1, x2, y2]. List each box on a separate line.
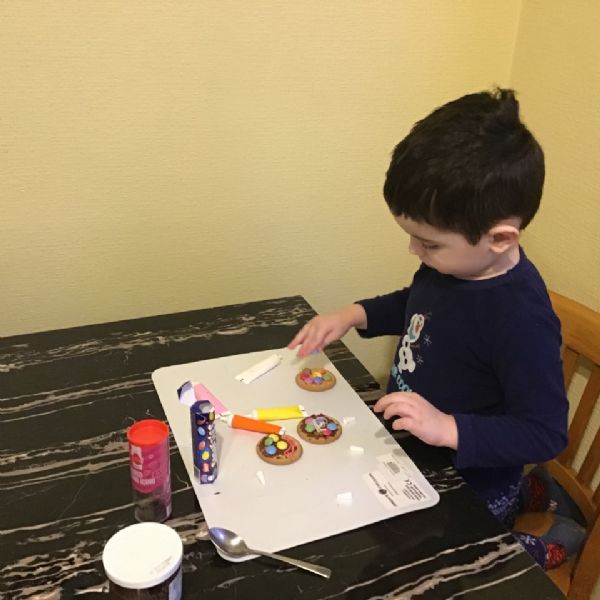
[235, 353, 282, 384]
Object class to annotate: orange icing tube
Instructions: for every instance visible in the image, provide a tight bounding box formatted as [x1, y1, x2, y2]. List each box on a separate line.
[248, 405, 307, 421]
[225, 414, 284, 435]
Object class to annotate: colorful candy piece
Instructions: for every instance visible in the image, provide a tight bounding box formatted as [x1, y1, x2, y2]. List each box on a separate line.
[295, 368, 336, 392]
[256, 434, 303, 465]
[297, 413, 343, 444]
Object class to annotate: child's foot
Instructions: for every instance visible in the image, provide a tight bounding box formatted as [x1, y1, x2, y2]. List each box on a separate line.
[541, 515, 587, 569]
[520, 465, 586, 525]
[514, 515, 586, 570]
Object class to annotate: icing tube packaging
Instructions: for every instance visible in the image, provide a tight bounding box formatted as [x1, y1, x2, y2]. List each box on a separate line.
[248, 405, 307, 421]
[225, 414, 284, 435]
[235, 354, 282, 384]
[177, 381, 230, 415]
[193, 383, 229, 415]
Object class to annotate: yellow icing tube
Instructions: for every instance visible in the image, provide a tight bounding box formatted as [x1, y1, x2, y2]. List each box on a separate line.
[248, 405, 307, 421]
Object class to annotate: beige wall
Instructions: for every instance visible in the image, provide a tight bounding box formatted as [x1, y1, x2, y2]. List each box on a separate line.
[1, 1, 597, 382]
[2, 1, 519, 387]
[512, 1, 600, 311]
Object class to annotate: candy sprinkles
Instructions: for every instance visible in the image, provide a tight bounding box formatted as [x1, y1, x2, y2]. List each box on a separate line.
[256, 433, 303, 465]
[297, 414, 343, 445]
[190, 400, 218, 483]
[295, 367, 337, 391]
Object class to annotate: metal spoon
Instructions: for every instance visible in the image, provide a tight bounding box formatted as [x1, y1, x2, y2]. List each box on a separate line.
[208, 527, 332, 579]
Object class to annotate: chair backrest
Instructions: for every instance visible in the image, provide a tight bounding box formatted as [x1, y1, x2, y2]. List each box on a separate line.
[545, 290, 600, 600]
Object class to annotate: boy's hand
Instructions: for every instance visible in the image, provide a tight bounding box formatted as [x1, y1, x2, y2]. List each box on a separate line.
[373, 392, 458, 449]
[288, 304, 367, 358]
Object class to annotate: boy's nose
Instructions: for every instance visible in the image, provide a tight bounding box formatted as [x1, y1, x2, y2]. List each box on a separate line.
[408, 237, 421, 257]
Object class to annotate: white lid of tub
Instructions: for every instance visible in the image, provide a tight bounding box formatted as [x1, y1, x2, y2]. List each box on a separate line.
[102, 522, 183, 589]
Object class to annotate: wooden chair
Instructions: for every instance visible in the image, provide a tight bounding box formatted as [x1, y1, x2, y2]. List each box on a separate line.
[514, 290, 600, 599]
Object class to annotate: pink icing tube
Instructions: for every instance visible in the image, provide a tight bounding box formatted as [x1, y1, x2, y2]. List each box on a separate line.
[193, 383, 229, 415]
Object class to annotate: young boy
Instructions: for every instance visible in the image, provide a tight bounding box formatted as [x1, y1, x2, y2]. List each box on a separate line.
[289, 89, 585, 569]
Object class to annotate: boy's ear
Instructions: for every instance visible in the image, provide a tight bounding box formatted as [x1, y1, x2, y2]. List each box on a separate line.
[486, 224, 520, 254]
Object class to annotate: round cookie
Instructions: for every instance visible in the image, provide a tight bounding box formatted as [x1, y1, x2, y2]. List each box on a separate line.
[256, 433, 303, 465]
[297, 414, 342, 445]
[295, 368, 336, 392]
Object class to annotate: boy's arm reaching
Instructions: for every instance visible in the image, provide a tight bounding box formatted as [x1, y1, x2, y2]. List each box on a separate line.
[355, 288, 411, 338]
[289, 286, 411, 357]
[288, 304, 367, 357]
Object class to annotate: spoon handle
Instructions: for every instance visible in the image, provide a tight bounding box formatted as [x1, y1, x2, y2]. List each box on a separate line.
[250, 548, 332, 579]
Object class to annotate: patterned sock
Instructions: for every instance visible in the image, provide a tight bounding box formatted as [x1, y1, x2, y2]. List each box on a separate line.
[541, 515, 586, 560]
[514, 516, 586, 571]
[544, 543, 567, 570]
[513, 532, 547, 568]
[519, 466, 586, 525]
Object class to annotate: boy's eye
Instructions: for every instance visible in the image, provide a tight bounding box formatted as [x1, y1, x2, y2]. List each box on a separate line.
[421, 243, 440, 250]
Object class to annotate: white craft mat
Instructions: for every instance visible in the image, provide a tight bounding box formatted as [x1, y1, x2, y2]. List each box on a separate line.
[152, 348, 439, 557]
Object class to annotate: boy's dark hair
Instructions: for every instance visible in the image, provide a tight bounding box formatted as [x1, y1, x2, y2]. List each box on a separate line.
[383, 88, 545, 244]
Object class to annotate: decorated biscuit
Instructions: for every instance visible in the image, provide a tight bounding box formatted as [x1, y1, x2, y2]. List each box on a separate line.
[256, 433, 303, 465]
[297, 414, 342, 445]
[295, 367, 336, 392]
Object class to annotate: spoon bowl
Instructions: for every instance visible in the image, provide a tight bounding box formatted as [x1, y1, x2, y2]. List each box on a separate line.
[209, 527, 249, 558]
[208, 527, 331, 578]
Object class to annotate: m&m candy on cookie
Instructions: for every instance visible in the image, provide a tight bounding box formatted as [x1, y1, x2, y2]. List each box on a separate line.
[297, 414, 342, 445]
[295, 367, 336, 392]
[256, 433, 303, 465]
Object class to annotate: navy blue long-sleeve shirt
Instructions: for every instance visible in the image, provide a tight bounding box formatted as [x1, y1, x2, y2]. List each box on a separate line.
[356, 248, 568, 508]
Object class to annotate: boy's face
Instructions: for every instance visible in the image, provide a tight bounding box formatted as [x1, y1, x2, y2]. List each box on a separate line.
[394, 215, 515, 280]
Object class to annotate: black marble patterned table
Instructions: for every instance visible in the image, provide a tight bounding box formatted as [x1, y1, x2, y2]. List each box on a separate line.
[0, 296, 565, 599]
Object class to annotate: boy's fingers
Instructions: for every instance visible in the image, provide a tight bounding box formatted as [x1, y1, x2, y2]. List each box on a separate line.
[300, 327, 330, 356]
[292, 321, 336, 357]
[373, 392, 408, 412]
[288, 324, 310, 350]
[287, 334, 302, 350]
[297, 336, 321, 358]
[297, 345, 312, 358]
[383, 404, 413, 420]
[392, 417, 412, 432]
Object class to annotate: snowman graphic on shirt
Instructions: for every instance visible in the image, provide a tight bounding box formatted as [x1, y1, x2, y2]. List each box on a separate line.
[391, 312, 427, 390]
[398, 313, 425, 373]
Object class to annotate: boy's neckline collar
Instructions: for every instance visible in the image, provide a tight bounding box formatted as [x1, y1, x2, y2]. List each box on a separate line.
[463, 244, 522, 281]
[425, 246, 527, 288]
